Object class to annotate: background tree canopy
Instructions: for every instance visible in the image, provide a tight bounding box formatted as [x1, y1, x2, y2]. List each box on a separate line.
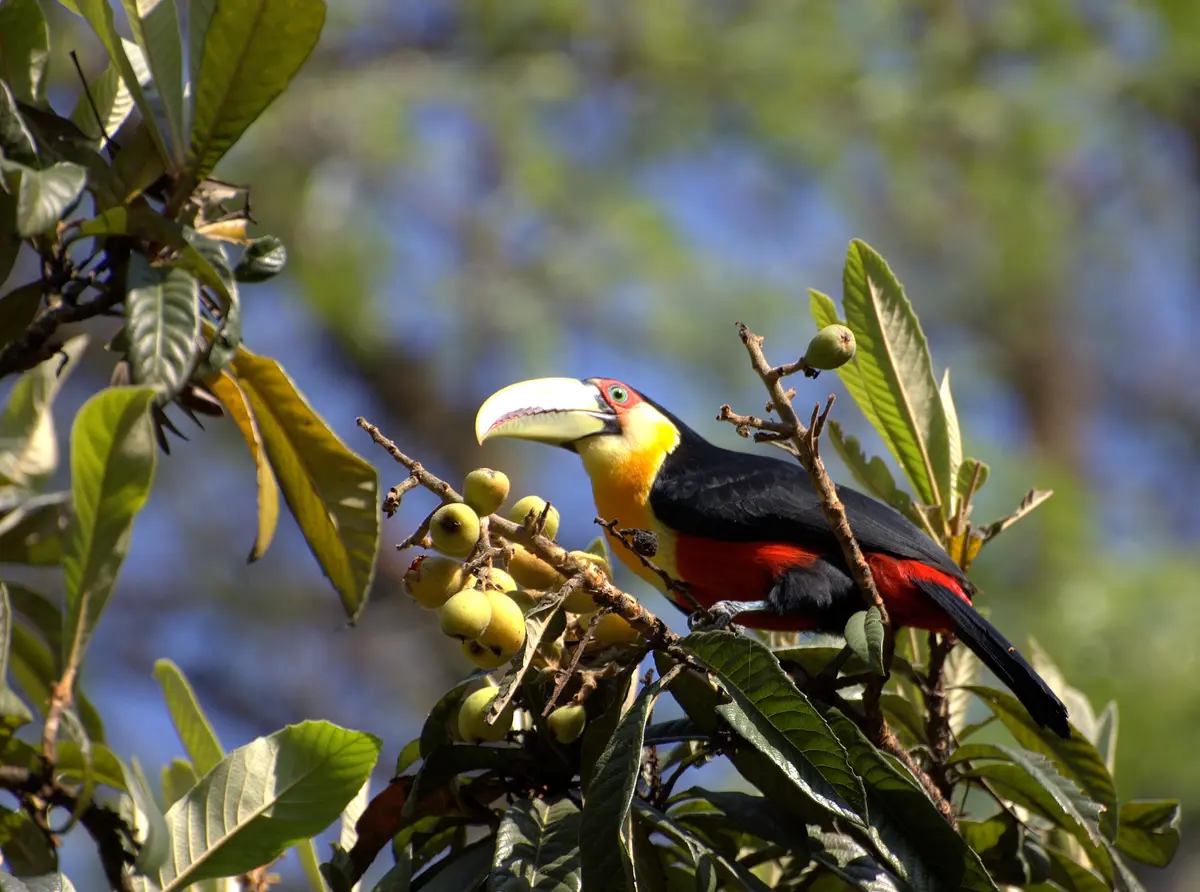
[0, 0, 1198, 889]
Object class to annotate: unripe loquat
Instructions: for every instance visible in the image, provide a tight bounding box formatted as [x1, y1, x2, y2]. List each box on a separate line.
[463, 468, 510, 517]
[429, 503, 481, 558]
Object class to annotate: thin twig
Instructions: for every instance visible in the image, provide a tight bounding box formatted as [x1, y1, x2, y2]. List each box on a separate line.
[383, 476, 420, 517]
[0, 288, 124, 379]
[69, 50, 115, 158]
[923, 632, 956, 804]
[543, 610, 605, 716]
[595, 517, 704, 614]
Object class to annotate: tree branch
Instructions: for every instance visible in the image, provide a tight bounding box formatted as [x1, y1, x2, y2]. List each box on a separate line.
[0, 764, 138, 892]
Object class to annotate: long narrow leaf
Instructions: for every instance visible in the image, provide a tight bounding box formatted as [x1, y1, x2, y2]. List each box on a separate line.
[201, 370, 278, 561]
[153, 659, 223, 774]
[62, 387, 157, 673]
[186, 0, 325, 186]
[56, 0, 172, 166]
[580, 677, 666, 892]
[231, 351, 378, 619]
[682, 631, 864, 820]
[120, 0, 185, 163]
[839, 240, 952, 511]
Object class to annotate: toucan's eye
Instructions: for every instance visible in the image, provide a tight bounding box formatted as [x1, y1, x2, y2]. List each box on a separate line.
[607, 384, 629, 405]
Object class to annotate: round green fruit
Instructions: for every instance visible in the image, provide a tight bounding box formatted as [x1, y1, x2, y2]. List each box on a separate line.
[547, 704, 587, 744]
[482, 567, 517, 593]
[507, 545, 566, 590]
[508, 496, 560, 539]
[429, 503, 481, 558]
[592, 613, 642, 646]
[463, 468, 510, 516]
[403, 556, 470, 609]
[476, 591, 527, 657]
[462, 639, 510, 670]
[438, 588, 493, 640]
[803, 324, 856, 371]
[457, 686, 514, 743]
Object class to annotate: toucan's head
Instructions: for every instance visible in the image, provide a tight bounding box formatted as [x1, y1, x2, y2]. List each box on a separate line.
[475, 377, 683, 489]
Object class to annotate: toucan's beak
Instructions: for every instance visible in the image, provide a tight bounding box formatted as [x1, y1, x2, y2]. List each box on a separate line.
[475, 378, 617, 448]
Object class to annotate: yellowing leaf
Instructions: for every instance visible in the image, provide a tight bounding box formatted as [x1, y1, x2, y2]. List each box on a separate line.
[201, 370, 278, 562]
[231, 350, 378, 619]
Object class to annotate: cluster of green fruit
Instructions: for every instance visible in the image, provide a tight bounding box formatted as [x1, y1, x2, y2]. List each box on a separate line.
[456, 681, 587, 746]
[402, 468, 642, 672]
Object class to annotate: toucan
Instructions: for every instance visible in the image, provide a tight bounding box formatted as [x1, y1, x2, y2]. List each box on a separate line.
[474, 377, 1070, 739]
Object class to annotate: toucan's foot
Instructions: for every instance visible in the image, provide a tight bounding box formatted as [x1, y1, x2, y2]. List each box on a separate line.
[688, 599, 770, 634]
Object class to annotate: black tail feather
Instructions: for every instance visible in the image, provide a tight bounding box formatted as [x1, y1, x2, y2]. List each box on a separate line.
[915, 580, 1070, 739]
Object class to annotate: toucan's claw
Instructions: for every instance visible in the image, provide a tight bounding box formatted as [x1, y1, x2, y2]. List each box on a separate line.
[689, 599, 771, 635]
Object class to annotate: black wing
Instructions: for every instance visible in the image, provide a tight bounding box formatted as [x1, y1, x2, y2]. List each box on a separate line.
[649, 436, 966, 584]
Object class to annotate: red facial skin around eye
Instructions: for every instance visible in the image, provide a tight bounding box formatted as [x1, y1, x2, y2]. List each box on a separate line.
[591, 378, 644, 413]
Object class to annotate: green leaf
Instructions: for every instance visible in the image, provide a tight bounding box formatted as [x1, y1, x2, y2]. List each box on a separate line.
[69, 38, 148, 150]
[56, 0, 173, 167]
[125, 255, 200, 398]
[411, 837, 492, 892]
[5, 584, 60, 664]
[62, 387, 158, 671]
[1094, 701, 1118, 776]
[822, 243, 953, 511]
[418, 675, 485, 759]
[234, 235, 287, 283]
[21, 876, 78, 892]
[76, 206, 233, 308]
[952, 743, 1108, 878]
[155, 720, 381, 891]
[0, 582, 31, 731]
[681, 630, 865, 821]
[160, 758, 197, 810]
[489, 797, 581, 892]
[580, 677, 666, 892]
[126, 754, 170, 873]
[0, 206, 23, 291]
[579, 667, 636, 790]
[1114, 800, 1180, 868]
[0, 0, 49, 105]
[1045, 848, 1108, 892]
[201, 370, 278, 561]
[943, 644, 978, 736]
[0, 334, 86, 490]
[964, 685, 1118, 840]
[153, 658, 223, 775]
[678, 788, 810, 853]
[826, 711, 998, 892]
[295, 836, 328, 892]
[13, 162, 86, 237]
[806, 827, 904, 891]
[633, 803, 772, 892]
[0, 491, 69, 565]
[185, 0, 325, 185]
[843, 608, 885, 676]
[0, 806, 56, 876]
[955, 459, 989, 508]
[0, 82, 36, 167]
[827, 421, 923, 528]
[7, 622, 105, 742]
[231, 351, 379, 619]
[124, 258, 199, 398]
[938, 369, 962, 501]
[120, 0, 185, 163]
[56, 740, 125, 790]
